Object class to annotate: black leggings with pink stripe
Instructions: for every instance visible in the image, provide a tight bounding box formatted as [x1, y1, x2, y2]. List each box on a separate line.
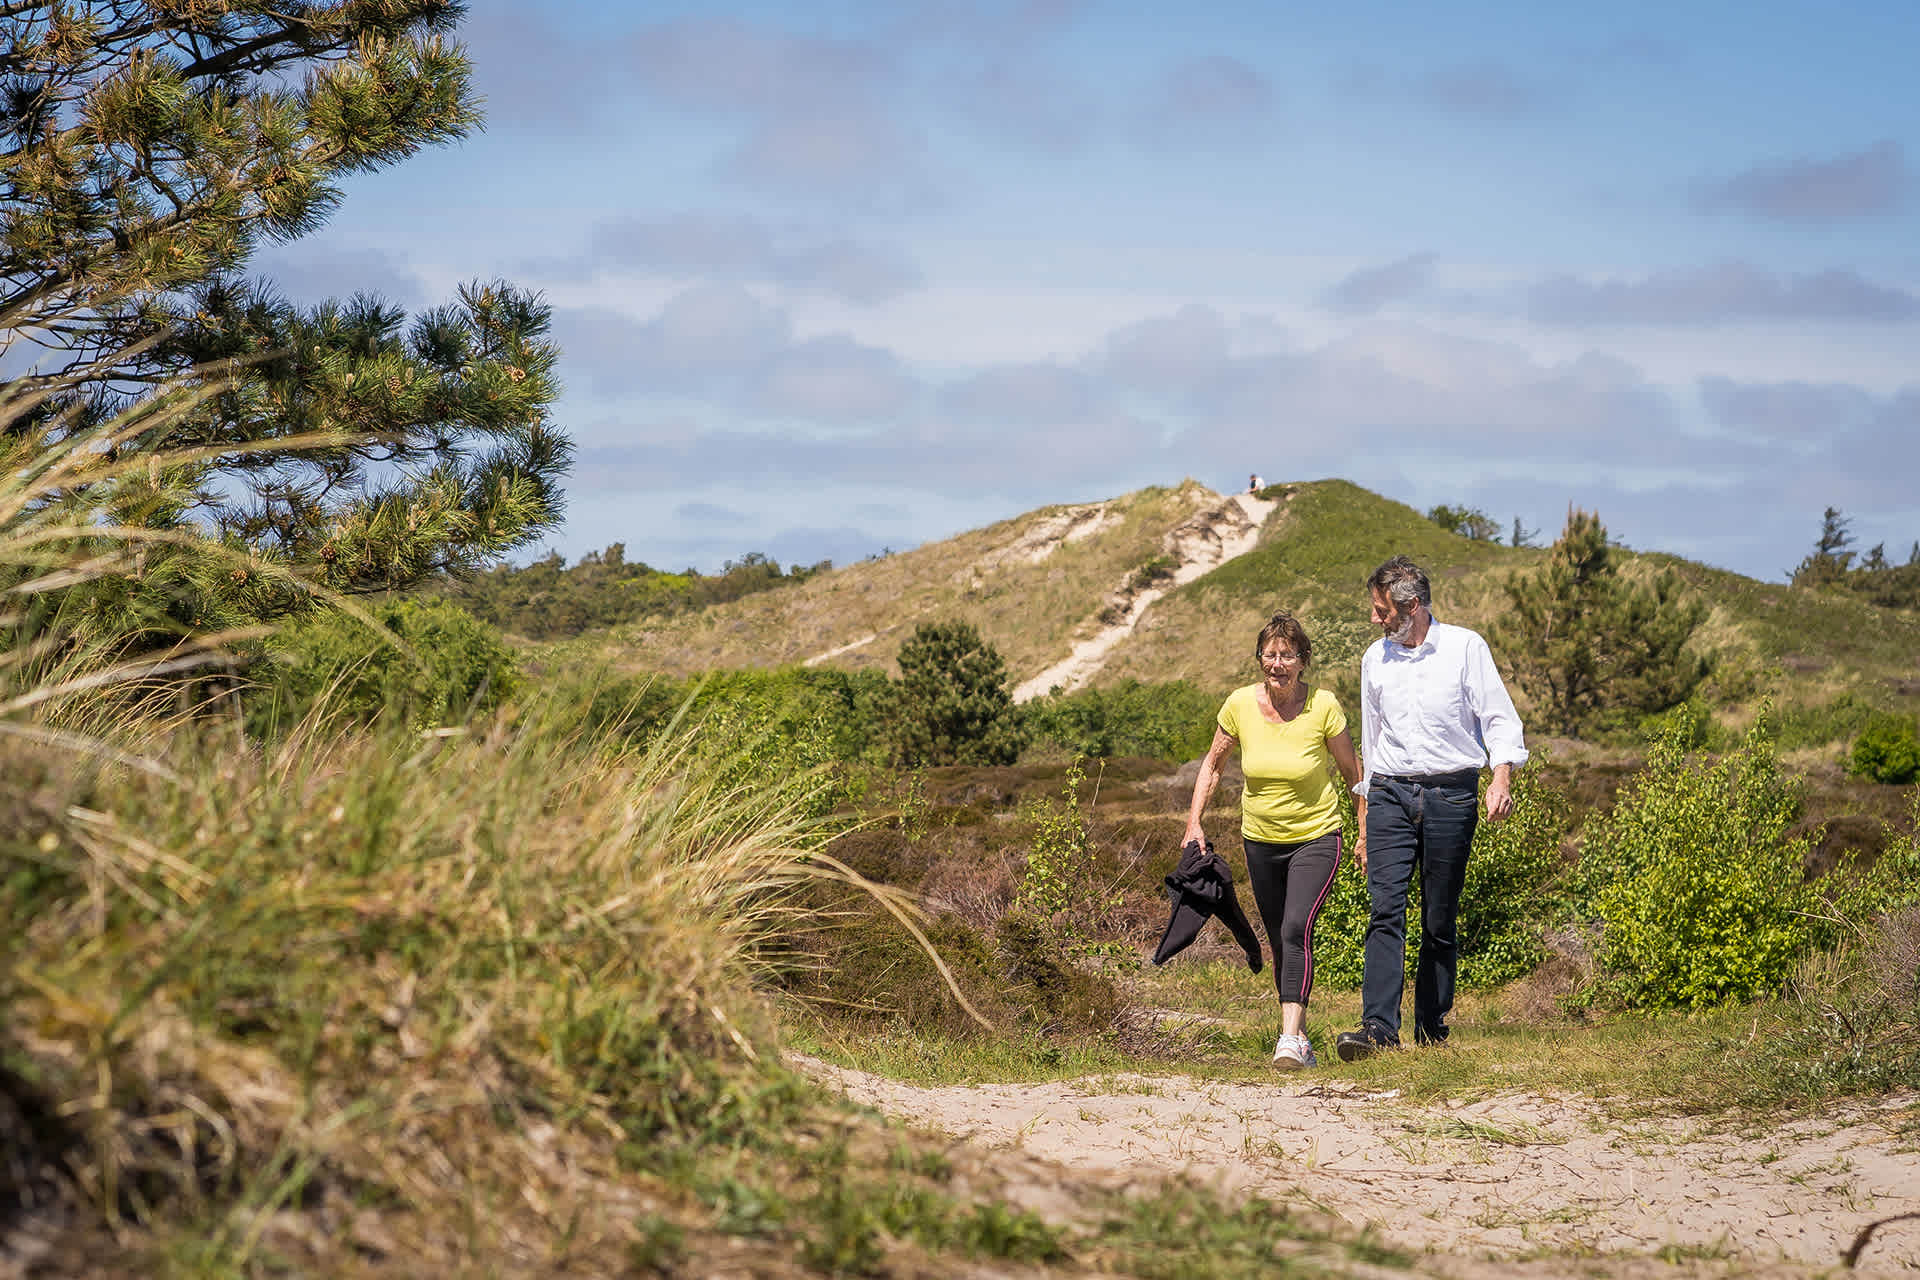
[1242, 830, 1342, 1005]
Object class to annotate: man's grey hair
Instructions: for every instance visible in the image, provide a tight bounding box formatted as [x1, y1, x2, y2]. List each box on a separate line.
[1367, 556, 1431, 608]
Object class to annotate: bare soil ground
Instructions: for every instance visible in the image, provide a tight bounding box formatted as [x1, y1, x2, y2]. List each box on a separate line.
[802, 1057, 1920, 1277]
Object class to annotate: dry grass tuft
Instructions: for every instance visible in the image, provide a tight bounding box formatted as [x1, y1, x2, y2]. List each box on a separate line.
[4, 692, 949, 1271]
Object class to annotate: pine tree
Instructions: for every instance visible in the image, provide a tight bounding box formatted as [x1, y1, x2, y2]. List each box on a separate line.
[1789, 507, 1855, 587]
[1494, 508, 1710, 737]
[1, 2, 568, 627]
[885, 621, 1025, 767]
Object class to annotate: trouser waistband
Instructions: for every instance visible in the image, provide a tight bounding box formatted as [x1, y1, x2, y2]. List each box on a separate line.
[1372, 769, 1480, 787]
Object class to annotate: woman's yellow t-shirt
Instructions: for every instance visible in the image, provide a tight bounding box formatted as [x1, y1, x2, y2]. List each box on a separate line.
[1217, 684, 1348, 844]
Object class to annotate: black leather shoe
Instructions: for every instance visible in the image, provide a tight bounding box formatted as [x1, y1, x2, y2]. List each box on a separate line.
[1334, 1024, 1399, 1062]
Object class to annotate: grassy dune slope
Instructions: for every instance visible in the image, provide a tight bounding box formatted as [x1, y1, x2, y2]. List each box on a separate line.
[553, 481, 1228, 683]
[550, 475, 1920, 735]
[1101, 479, 1529, 692]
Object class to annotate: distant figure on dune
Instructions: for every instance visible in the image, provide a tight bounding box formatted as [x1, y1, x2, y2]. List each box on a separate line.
[1184, 610, 1361, 1071]
[1248, 473, 1265, 494]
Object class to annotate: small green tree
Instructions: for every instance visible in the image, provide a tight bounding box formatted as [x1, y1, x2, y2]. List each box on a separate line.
[1427, 504, 1500, 541]
[1494, 508, 1709, 737]
[1789, 507, 1856, 587]
[884, 621, 1024, 766]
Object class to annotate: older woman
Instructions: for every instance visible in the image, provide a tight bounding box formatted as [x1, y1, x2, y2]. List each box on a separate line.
[1184, 611, 1362, 1069]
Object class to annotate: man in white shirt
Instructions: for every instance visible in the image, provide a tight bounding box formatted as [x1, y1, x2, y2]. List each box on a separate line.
[1336, 556, 1528, 1061]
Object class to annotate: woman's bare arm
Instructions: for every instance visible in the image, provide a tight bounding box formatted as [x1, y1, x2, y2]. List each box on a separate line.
[1327, 727, 1368, 872]
[1184, 726, 1238, 847]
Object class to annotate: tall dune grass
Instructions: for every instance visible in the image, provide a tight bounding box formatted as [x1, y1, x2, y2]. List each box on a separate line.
[0, 375, 968, 1271]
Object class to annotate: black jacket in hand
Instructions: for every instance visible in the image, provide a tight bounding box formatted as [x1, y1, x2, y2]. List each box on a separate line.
[1151, 839, 1263, 971]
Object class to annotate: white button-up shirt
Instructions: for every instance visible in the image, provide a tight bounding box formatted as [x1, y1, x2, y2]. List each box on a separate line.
[1357, 619, 1528, 792]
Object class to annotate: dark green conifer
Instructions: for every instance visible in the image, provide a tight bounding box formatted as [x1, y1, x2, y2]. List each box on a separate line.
[2, 2, 568, 629]
[885, 621, 1025, 767]
[1494, 508, 1709, 737]
[1789, 507, 1855, 588]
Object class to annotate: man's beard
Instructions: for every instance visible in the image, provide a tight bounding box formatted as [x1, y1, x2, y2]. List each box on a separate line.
[1385, 608, 1418, 645]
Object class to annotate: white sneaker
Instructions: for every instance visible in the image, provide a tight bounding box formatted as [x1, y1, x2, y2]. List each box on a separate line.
[1272, 1033, 1312, 1071]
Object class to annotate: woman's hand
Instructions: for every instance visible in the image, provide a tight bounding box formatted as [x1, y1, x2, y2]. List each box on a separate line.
[1183, 820, 1207, 849]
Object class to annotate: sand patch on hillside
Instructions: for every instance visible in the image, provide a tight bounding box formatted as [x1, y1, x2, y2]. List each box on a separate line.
[800, 1057, 1920, 1275]
[1012, 490, 1278, 701]
[970, 502, 1122, 575]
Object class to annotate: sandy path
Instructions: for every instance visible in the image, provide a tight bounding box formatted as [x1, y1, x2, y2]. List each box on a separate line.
[1012, 490, 1278, 702]
[800, 1059, 1920, 1274]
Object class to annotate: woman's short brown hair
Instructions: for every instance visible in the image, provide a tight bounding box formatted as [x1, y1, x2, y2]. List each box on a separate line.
[1253, 611, 1312, 669]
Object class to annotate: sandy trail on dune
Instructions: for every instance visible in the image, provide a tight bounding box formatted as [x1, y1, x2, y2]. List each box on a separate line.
[800, 1057, 1920, 1275]
[1012, 490, 1277, 702]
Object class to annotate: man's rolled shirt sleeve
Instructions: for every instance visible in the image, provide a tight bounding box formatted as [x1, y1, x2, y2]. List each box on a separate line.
[1464, 632, 1529, 769]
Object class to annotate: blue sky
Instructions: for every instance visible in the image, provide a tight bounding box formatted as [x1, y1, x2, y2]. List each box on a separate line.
[257, 0, 1920, 581]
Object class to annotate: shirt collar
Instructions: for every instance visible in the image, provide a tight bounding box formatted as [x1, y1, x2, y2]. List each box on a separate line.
[1382, 621, 1439, 660]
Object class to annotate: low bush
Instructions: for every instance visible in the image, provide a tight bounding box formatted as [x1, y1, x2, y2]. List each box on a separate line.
[1022, 679, 1219, 762]
[542, 662, 889, 771]
[253, 597, 518, 731]
[1706, 904, 1920, 1106]
[1772, 691, 1876, 750]
[1573, 710, 1837, 1008]
[1849, 712, 1920, 784]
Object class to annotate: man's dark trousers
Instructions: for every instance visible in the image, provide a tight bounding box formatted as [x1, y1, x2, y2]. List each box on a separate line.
[1361, 772, 1479, 1044]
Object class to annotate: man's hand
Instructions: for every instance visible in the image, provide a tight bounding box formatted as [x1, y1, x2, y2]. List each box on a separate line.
[1354, 834, 1368, 875]
[1485, 765, 1514, 822]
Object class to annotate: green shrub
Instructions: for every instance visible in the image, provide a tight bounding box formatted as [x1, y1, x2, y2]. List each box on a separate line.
[1636, 696, 1720, 751]
[257, 598, 517, 730]
[544, 663, 888, 768]
[995, 911, 1122, 1030]
[440, 544, 829, 639]
[1849, 713, 1920, 784]
[883, 621, 1025, 767]
[1012, 760, 1126, 954]
[1574, 709, 1834, 1008]
[1454, 763, 1571, 986]
[1308, 802, 1373, 991]
[1772, 691, 1875, 750]
[1022, 679, 1218, 762]
[1705, 904, 1920, 1106]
